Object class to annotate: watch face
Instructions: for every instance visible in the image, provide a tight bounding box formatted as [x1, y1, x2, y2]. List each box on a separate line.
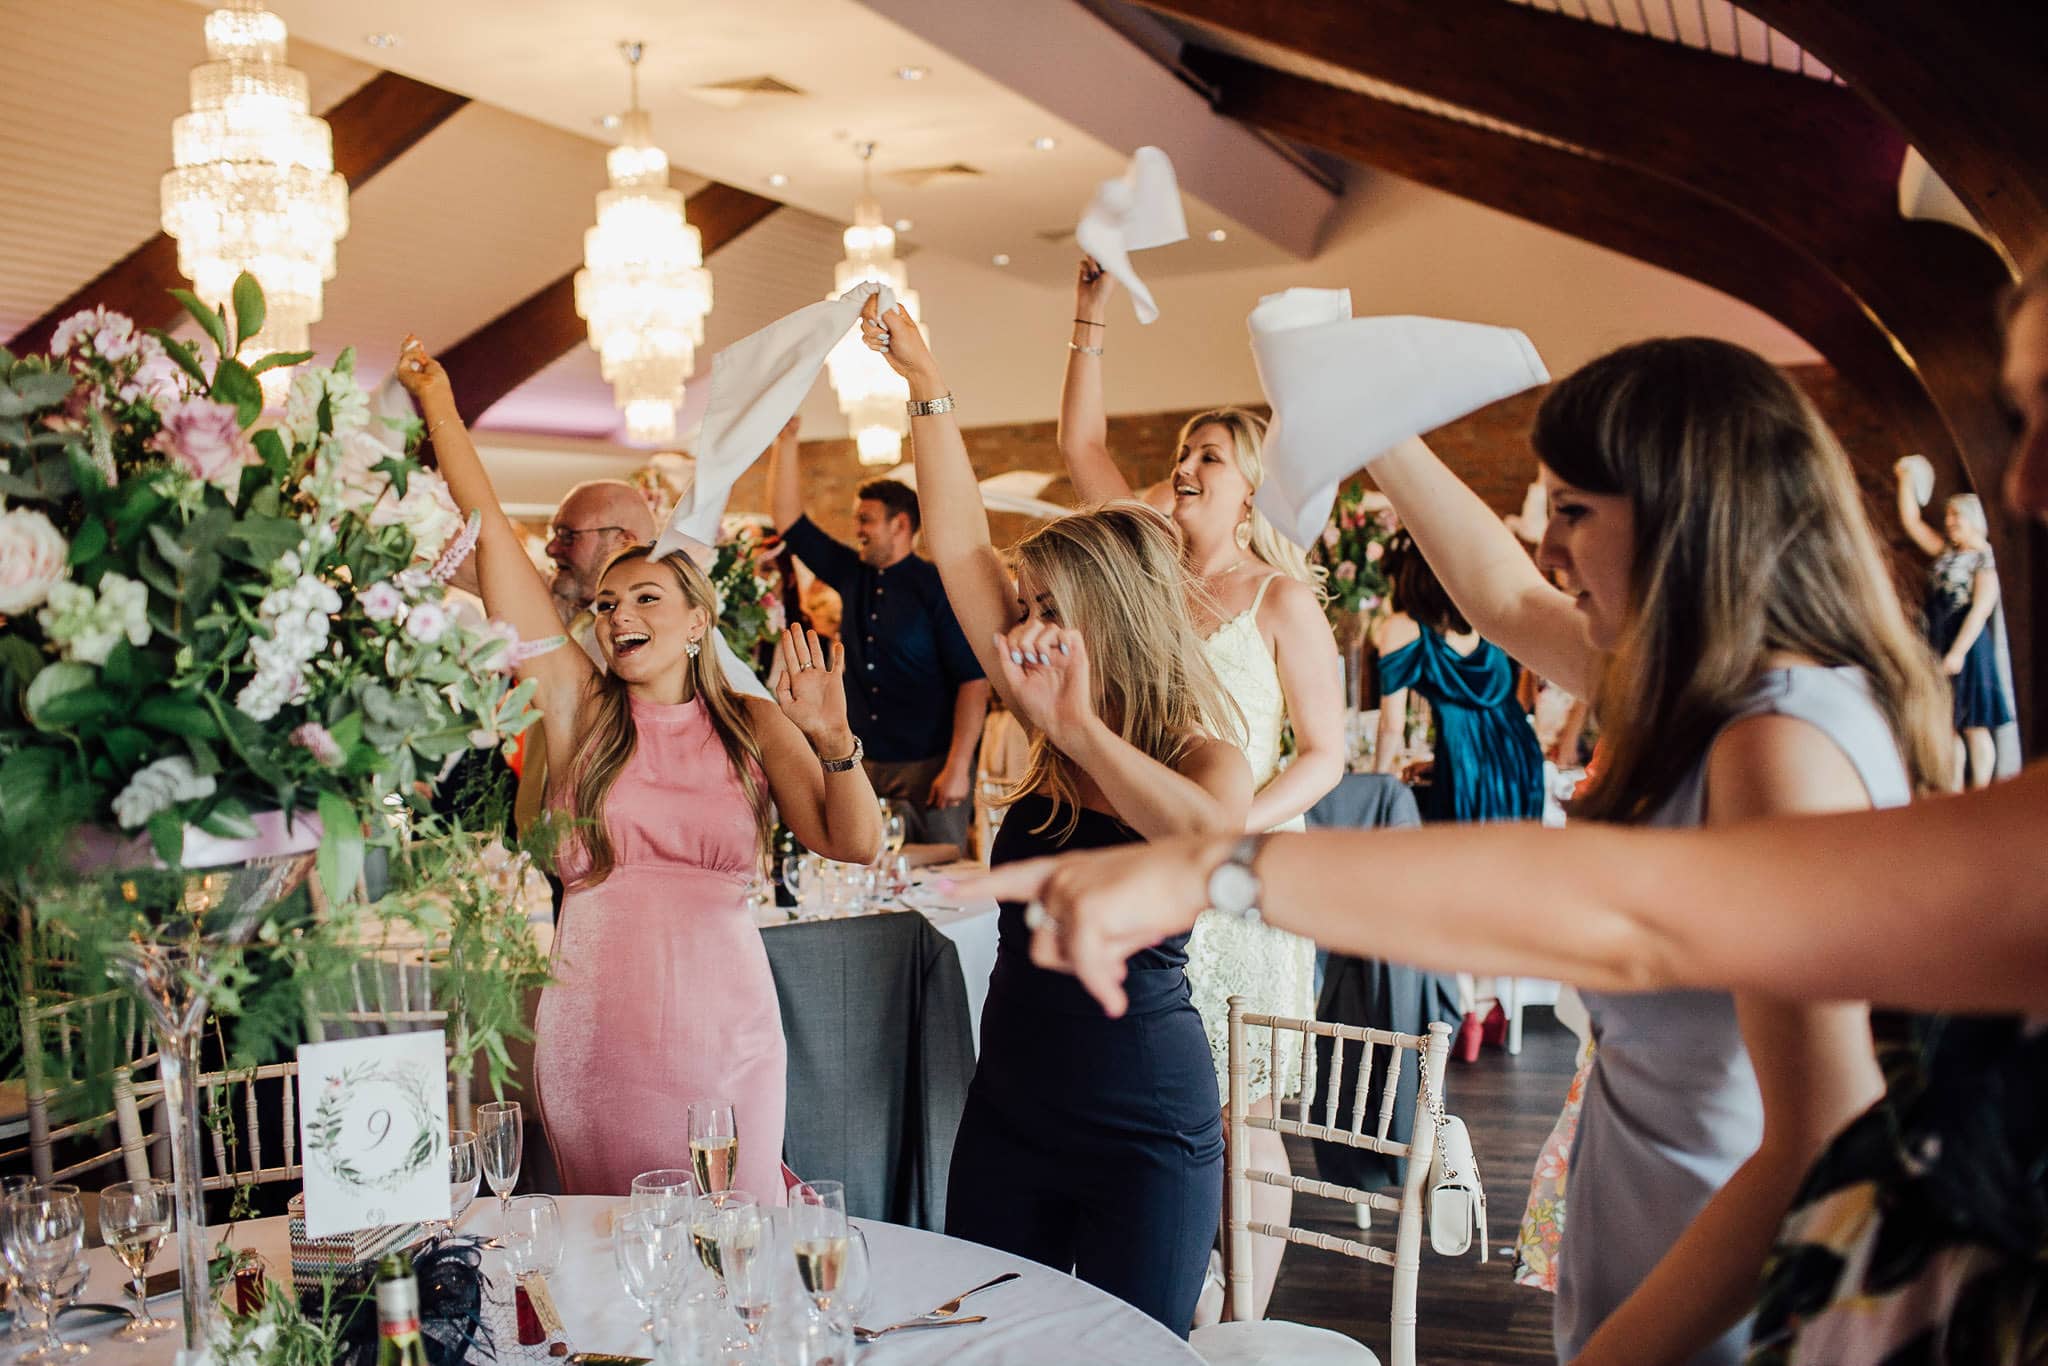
[1209, 860, 1259, 915]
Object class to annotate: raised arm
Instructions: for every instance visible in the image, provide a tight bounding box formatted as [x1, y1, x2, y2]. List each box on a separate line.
[1894, 460, 1946, 558]
[1057, 258, 1136, 505]
[767, 414, 804, 534]
[396, 338, 594, 734]
[749, 627, 882, 863]
[1370, 438, 1600, 697]
[859, 295, 1020, 687]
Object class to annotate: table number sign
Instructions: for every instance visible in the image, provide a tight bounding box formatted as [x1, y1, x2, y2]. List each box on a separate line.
[296, 1031, 451, 1237]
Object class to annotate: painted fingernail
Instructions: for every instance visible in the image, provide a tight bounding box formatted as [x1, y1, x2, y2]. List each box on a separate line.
[1058, 641, 1070, 654]
[1010, 650, 1025, 664]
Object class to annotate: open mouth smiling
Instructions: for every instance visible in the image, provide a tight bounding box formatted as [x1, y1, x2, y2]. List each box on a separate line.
[613, 631, 650, 658]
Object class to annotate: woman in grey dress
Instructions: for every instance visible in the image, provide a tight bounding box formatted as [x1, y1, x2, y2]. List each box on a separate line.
[975, 338, 1954, 1366]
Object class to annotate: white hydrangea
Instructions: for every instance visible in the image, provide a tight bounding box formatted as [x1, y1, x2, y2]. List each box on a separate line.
[234, 573, 343, 720]
[112, 755, 216, 829]
[35, 571, 150, 665]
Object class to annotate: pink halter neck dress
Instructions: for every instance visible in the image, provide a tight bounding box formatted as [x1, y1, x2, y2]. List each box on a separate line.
[534, 694, 787, 1202]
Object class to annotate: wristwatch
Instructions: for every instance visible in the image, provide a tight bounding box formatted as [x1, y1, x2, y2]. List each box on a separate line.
[905, 393, 955, 418]
[1206, 833, 1272, 925]
[819, 734, 864, 773]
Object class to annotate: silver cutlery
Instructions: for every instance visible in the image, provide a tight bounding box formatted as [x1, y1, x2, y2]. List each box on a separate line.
[853, 1313, 989, 1344]
[924, 1270, 1019, 1318]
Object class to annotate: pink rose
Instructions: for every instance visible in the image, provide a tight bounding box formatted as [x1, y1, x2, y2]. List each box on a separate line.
[152, 397, 254, 489]
[1321, 526, 1341, 549]
[1335, 561, 1357, 583]
[1364, 540, 1384, 563]
[0, 507, 70, 616]
[358, 581, 406, 622]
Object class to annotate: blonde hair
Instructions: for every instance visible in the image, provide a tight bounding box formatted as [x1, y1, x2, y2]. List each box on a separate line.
[1532, 338, 1954, 821]
[562, 547, 773, 887]
[1173, 409, 1325, 598]
[1008, 501, 1244, 839]
[1947, 492, 1989, 540]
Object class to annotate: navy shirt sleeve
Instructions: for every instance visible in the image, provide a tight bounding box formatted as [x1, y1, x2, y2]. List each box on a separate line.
[781, 514, 862, 595]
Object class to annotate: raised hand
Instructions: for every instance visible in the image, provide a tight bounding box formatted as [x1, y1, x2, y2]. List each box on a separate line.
[395, 334, 450, 401]
[859, 294, 941, 388]
[991, 620, 1093, 749]
[1075, 256, 1116, 323]
[774, 626, 853, 748]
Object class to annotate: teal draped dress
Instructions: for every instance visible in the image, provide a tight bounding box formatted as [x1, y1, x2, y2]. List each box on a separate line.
[1379, 628, 1544, 825]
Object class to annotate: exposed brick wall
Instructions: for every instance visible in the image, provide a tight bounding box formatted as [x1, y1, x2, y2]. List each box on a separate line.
[729, 362, 1913, 566]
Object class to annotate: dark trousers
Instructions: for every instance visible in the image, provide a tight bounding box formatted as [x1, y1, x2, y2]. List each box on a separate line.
[864, 754, 972, 851]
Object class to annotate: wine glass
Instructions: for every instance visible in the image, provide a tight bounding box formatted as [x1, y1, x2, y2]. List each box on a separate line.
[788, 1181, 850, 1316]
[887, 853, 913, 900]
[688, 1189, 755, 1292]
[615, 1209, 685, 1350]
[881, 805, 908, 859]
[716, 1198, 776, 1351]
[2, 1184, 86, 1362]
[1, 1175, 33, 1352]
[837, 1227, 873, 1335]
[98, 1180, 176, 1340]
[781, 853, 813, 909]
[446, 1130, 481, 1236]
[630, 1169, 696, 1227]
[502, 1194, 562, 1280]
[688, 1100, 740, 1195]
[476, 1100, 523, 1232]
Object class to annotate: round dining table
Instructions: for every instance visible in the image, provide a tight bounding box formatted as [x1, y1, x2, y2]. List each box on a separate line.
[59, 1195, 1202, 1364]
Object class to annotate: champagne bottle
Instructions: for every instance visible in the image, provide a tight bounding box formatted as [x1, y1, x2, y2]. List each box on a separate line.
[375, 1253, 428, 1366]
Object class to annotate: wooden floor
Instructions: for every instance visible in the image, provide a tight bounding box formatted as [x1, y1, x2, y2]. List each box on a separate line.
[1263, 1007, 1577, 1365]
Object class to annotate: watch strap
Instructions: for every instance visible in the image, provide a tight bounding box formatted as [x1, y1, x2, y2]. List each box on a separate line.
[819, 734, 865, 773]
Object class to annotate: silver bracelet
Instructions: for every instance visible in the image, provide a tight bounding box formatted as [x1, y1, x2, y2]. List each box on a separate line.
[1067, 341, 1104, 357]
[905, 393, 956, 418]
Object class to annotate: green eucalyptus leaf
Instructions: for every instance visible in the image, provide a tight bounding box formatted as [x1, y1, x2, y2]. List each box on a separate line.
[230, 273, 265, 349]
[248, 351, 314, 376]
[147, 524, 196, 573]
[210, 359, 263, 428]
[67, 516, 107, 565]
[184, 547, 221, 607]
[137, 694, 221, 739]
[170, 289, 230, 358]
[24, 660, 98, 729]
[0, 368, 76, 417]
[315, 792, 364, 908]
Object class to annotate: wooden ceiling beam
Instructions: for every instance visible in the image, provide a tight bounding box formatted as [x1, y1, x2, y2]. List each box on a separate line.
[437, 182, 783, 427]
[1177, 49, 1960, 496]
[6, 73, 468, 356]
[1739, 0, 2048, 270]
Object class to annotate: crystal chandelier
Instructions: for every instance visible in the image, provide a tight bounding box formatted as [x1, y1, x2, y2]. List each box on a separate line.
[825, 143, 922, 467]
[574, 42, 713, 446]
[160, 1, 347, 394]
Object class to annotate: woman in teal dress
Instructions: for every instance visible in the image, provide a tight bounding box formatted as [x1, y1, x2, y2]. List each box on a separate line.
[1371, 533, 1544, 825]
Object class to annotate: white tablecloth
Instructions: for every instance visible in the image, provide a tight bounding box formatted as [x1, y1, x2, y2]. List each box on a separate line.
[65, 1196, 1198, 1364]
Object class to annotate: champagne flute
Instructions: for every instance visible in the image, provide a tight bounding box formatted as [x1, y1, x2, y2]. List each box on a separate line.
[836, 1227, 873, 1335]
[688, 1189, 755, 1289]
[446, 1130, 481, 1236]
[715, 1199, 775, 1351]
[688, 1100, 739, 1195]
[788, 1181, 850, 1315]
[2, 1184, 86, 1363]
[98, 1180, 176, 1340]
[475, 1101, 523, 1234]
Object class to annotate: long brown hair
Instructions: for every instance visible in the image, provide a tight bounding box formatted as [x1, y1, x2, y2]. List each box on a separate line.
[1534, 338, 1952, 822]
[563, 547, 772, 887]
[1008, 501, 1244, 839]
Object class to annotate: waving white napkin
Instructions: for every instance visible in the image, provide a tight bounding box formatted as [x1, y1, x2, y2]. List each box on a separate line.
[1074, 147, 1187, 325]
[650, 280, 897, 699]
[1249, 288, 1549, 547]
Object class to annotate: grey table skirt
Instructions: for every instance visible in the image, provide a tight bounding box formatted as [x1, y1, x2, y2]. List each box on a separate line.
[762, 910, 978, 1230]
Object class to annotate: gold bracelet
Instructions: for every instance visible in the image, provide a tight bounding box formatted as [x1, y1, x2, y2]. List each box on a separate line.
[1068, 341, 1104, 357]
[905, 394, 955, 418]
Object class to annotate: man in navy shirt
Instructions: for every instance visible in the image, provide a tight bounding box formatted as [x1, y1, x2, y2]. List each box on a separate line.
[769, 418, 989, 850]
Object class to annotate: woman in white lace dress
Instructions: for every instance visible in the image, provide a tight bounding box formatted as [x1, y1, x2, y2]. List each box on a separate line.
[1060, 259, 1347, 1319]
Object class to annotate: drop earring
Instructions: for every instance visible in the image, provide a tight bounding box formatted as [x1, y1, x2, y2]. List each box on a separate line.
[1234, 513, 1253, 551]
[686, 639, 702, 659]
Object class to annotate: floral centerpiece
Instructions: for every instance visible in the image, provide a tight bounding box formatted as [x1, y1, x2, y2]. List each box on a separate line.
[1308, 481, 1399, 622]
[0, 276, 546, 1358]
[708, 518, 787, 671]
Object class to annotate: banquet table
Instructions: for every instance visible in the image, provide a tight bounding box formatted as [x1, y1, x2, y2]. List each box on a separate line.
[62, 1195, 1201, 1365]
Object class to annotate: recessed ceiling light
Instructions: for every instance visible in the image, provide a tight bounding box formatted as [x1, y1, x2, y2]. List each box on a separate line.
[991, 253, 1011, 267]
[894, 218, 914, 233]
[594, 113, 621, 130]
[766, 172, 789, 188]
[1208, 228, 1229, 242]
[1030, 136, 1058, 152]
[364, 32, 400, 48]
[895, 65, 929, 81]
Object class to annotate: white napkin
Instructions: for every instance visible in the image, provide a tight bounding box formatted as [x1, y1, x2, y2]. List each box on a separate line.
[1900, 453, 1935, 507]
[1248, 288, 1550, 547]
[650, 282, 897, 700]
[1074, 146, 1187, 325]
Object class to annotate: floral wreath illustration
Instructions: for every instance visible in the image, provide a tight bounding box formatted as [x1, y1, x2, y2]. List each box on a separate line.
[305, 1060, 442, 1193]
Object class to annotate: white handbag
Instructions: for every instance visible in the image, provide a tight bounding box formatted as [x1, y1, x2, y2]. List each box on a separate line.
[1426, 1112, 1488, 1260]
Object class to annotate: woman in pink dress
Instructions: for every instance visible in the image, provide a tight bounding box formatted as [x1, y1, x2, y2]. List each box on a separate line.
[399, 339, 881, 1200]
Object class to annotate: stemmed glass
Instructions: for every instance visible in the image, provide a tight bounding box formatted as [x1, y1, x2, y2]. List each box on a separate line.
[446, 1129, 481, 1237]
[1, 1175, 32, 1352]
[629, 1170, 695, 1335]
[788, 1181, 850, 1316]
[98, 1180, 177, 1340]
[688, 1100, 739, 1195]
[688, 1189, 755, 1296]
[615, 1209, 686, 1351]
[880, 804, 908, 859]
[476, 1101, 523, 1233]
[2, 1184, 87, 1362]
[501, 1195, 562, 1282]
[781, 853, 814, 910]
[715, 1198, 776, 1352]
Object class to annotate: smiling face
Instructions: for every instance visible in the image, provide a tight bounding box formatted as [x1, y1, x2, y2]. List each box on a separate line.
[2004, 291, 2048, 523]
[1535, 466, 1638, 649]
[1169, 421, 1254, 541]
[590, 555, 711, 690]
[853, 499, 912, 568]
